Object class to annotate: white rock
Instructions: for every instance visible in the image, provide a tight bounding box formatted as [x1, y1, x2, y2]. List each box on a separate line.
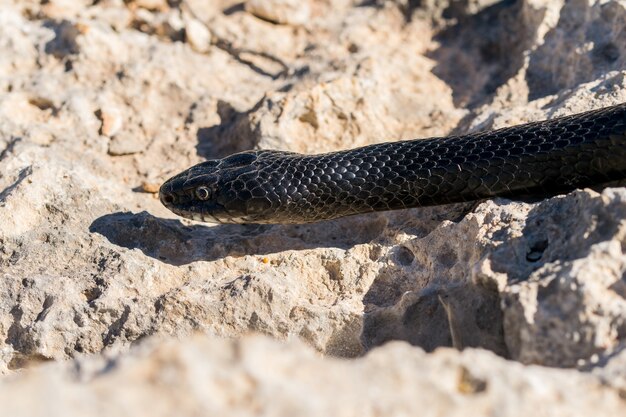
[0, 0, 626, 412]
[0, 334, 623, 417]
[184, 16, 211, 53]
[245, 0, 311, 26]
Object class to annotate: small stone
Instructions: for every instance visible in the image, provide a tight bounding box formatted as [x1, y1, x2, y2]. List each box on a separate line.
[141, 181, 160, 193]
[98, 108, 123, 137]
[245, 0, 311, 26]
[40, 0, 86, 19]
[130, 0, 168, 12]
[184, 16, 211, 53]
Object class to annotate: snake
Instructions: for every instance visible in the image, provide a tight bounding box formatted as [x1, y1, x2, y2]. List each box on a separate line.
[159, 103, 626, 224]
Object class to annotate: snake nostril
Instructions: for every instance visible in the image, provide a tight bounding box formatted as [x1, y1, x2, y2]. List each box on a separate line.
[161, 193, 175, 205]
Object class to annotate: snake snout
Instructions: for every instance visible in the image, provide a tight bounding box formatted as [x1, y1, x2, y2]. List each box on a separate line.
[159, 174, 186, 208]
[159, 190, 176, 206]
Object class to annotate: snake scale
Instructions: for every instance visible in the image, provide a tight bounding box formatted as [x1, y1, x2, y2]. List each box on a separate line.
[160, 103, 626, 224]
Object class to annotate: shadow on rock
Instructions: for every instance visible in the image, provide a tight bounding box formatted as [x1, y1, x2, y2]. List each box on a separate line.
[488, 190, 623, 283]
[427, 0, 538, 108]
[42, 19, 80, 59]
[362, 279, 508, 357]
[526, 1, 626, 101]
[360, 189, 626, 365]
[195, 100, 261, 160]
[359, 199, 509, 357]
[89, 211, 390, 266]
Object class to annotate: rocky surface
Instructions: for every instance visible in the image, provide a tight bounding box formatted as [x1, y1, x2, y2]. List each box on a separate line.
[2, 334, 625, 417]
[1, 0, 626, 413]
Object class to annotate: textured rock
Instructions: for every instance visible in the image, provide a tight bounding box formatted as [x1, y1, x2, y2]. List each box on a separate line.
[1, 334, 624, 417]
[245, 0, 311, 26]
[183, 16, 211, 53]
[2, 0, 626, 412]
[493, 189, 626, 366]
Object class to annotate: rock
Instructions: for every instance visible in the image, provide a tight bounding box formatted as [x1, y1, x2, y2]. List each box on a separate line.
[107, 128, 148, 155]
[207, 8, 309, 70]
[39, 0, 91, 20]
[2, 0, 626, 412]
[591, 341, 626, 396]
[491, 189, 626, 367]
[97, 106, 123, 137]
[183, 15, 211, 53]
[140, 181, 161, 194]
[245, 0, 311, 26]
[1, 334, 624, 417]
[130, 0, 169, 12]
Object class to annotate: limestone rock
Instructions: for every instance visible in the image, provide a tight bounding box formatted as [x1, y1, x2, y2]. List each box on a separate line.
[1, 334, 624, 417]
[183, 15, 211, 53]
[245, 0, 311, 26]
[2, 0, 626, 412]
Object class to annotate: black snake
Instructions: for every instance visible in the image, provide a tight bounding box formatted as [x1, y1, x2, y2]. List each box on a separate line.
[159, 103, 626, 224]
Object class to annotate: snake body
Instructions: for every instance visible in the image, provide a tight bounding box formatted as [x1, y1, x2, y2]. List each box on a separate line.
[160, 103, 626, 224]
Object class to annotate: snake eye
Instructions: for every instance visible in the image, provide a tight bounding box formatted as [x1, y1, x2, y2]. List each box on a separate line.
[196, 186, 211, 201]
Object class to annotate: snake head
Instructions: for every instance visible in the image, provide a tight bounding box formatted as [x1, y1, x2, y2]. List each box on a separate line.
[159, 151, 273, 223]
